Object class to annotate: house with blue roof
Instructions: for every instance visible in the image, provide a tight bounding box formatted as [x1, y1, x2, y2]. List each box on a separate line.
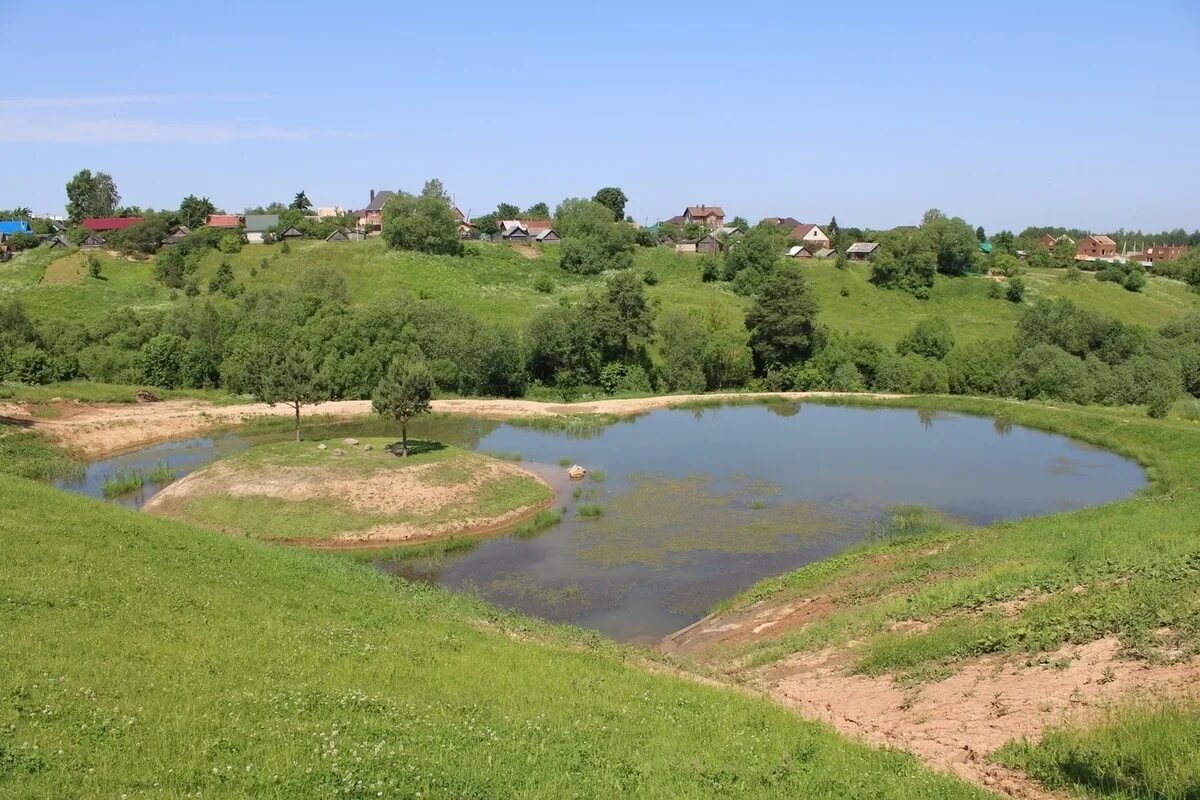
[0, 220, 33, 235]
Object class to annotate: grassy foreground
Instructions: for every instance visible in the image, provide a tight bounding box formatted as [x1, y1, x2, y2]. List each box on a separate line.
[0, 475, 987, 798]
[5, 239, 1198, 346]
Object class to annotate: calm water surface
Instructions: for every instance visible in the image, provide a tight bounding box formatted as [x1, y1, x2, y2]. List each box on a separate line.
[60, 403, 1147, 643]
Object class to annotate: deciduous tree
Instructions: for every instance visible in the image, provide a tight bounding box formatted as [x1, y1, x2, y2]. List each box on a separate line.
[592, 187, 628, 221]
[381, 193, 463, 256]
[65, 169, 120, 223]
[745, 265, 825, 371]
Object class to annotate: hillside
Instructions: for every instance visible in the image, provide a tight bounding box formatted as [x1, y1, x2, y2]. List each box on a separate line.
[0, 472, 986, 798]
[4, 240, 1197, 346]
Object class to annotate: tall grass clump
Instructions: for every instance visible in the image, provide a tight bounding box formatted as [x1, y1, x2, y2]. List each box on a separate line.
[576, 503, 605, 519]
[512, 508, 564, 538]
[995, 700, 1200, 800]
[864, 505, 950, 542]
[146, 460, 176, 484]
[507, 414, 618, 440]
[101, 468, 145, 498]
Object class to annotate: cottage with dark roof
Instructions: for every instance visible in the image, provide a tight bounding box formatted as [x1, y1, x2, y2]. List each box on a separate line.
[359, 190, 395, 232]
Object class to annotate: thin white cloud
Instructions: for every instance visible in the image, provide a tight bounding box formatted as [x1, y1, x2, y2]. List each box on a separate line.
[0, 94, 270, 110]
[0, 111, 368, 144]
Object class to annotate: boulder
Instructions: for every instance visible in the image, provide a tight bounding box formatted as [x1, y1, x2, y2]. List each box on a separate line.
[134, 389, 161, 403]
[343, 438, 359, 446]
[316, 443, 328, 451]
[362, 443, 373, 451]
[567, 464, 587, 480]
[333, 448, 345, 457]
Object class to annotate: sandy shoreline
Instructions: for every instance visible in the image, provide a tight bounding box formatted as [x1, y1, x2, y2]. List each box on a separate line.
[2, 391, 897, 459]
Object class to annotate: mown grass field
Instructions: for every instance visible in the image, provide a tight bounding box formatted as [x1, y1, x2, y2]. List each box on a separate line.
[0, 473, 990, 798]
[3, 240, 1197, 346]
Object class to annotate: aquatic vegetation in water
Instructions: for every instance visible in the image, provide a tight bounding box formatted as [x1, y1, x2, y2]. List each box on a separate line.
[576, 473, 849, 568]
[512, 508, 564, 538]
[576, 503, 605, 519]
[102, 469, 145, 498]
[146, 460, 176, 484]
[507, 414, 619, 440]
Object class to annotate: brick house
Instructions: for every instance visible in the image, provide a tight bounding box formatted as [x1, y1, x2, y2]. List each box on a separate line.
[359, 190, 395, 232]
[1138, 244, 1189, 264]
[1077, 235, 1117, 259]
[680, 205, 725, 230]
[1038, 233, 1074, 251]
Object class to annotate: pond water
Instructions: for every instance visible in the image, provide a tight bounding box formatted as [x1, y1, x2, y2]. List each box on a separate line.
[59, 403, 1147, 643]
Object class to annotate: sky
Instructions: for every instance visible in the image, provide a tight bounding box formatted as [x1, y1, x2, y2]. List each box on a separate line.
[2, 0, 1198, 233]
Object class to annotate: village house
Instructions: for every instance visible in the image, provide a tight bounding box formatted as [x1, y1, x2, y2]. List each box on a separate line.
[713, 226, 744, 239]
[359, 190, 395, 232]
[278, 225, 304, 243]
[1137, 244, 1189, 264]
[786, 245, 813, 259]
[499, 219, 559, 245]
[82, 217, 145, 233]
[1038, 233, 1075, 251]
[163, 225, 191, 245]
[244, 214, 279, 244]
[1077, 234, 1117, 259]
[812, 247, 836, 259]
[325, 228, 352, 243]
[788, 223, 831, 249]
[204, 214, 241, 229]
[675, 234, 721, 255]
[314, 206, 346, 219]
[0, 220, 33, 237]
[453, 207, 477, 239]
[846, 242, 880, 261]
[80, 233, 106, 248]
[671, 205, 725, 231]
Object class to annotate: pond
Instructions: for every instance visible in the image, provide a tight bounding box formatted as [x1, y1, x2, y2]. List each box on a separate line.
[58, 403, 1147, 643]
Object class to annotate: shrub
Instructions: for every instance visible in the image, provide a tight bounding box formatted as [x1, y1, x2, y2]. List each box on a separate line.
[700, 258, 720, 282]
[1064, 266, 1082, 282]
[1180, 398, 1200, 421]
[896, 317, 955, 360]
[1006, 277, 1027, 302]
[86, 255, 102, 279]
[208, 262, 235, 295]
[533, 274, 554, 293]
[828, 361, 866, 392]
[218, 234, 242, 254]
[280, 241, 292, 255]
[642, 269, 659, 286]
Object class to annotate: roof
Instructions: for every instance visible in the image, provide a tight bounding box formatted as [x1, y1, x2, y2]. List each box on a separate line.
[325, 228, 351, 241]
[786, 245, 811, 257]
[82, 233, 106, 244]
[714, 226, 744, 236]
[0, 220, 32, 235]
[81, 217, 144, 232]
[535, 229, 559, 241]
[686, 205, 724, 218]
[763, 216, 802, 228]
[279, 226, 303, 237]
[365, 190, 395, 212]
[846, 242, 880, 254]
[665, 215, 687, 226]
[244, 214, 279, 232]
[1087, 234, 1116, 245]
[205, 214, 241, 228]
[812, 248, 837, 258]
[979, 242, 994, 254]
[789, 223, 827, 240]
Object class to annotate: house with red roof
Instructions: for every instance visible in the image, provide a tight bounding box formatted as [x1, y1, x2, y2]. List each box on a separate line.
[680, 205, 725, 230]
[81, 217, 145, 232]
[204, 214, 242, 229]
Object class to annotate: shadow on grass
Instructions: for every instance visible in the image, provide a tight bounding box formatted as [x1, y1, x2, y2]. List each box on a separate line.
[384, 440, 447, 457]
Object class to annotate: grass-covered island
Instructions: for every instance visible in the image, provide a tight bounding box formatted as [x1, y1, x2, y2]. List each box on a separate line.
[145, 437, 553, 546]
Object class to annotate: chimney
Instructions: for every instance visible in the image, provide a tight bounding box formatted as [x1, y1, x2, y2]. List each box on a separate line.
[370, 189, 376, 203]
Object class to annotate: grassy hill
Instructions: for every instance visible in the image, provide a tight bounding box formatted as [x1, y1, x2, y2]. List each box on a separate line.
[0, 472, 986, 798]
[4, 240, 1197, 346]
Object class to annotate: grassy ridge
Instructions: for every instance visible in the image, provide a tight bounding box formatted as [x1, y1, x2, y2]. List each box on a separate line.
[4, 240, 1197, 346]
[0, 474, 987, 798]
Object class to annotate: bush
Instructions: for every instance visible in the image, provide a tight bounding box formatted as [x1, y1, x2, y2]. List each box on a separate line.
[218, 234, 242, 254]
[533, 274, 554, 293]
[642, 269, 658, 286]
[86, 255, 102, 279]
[208, 262, 235, 295]
[828, 361, 866, 392]
[896, 317, 955, 360]
[1064, 266, 1082, 282]
[1006, 277, 1027, 302]
[700, 258, 720, 282]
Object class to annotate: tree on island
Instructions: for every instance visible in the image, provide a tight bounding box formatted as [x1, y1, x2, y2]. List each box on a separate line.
[255, 349, 326, 441]
[373, 356, 435, 456]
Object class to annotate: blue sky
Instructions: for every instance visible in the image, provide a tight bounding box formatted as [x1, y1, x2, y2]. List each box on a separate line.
[2, 0, 1197, 232]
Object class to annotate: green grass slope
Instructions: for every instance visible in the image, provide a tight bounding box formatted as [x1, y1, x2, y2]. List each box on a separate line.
[4, 241, 1196, 345]
[0, 475, 986, 798]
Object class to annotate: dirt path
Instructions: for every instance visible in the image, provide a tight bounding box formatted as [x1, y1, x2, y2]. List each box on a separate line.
[661, 598, 1200, 799]
[2, 391, 890, 459]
